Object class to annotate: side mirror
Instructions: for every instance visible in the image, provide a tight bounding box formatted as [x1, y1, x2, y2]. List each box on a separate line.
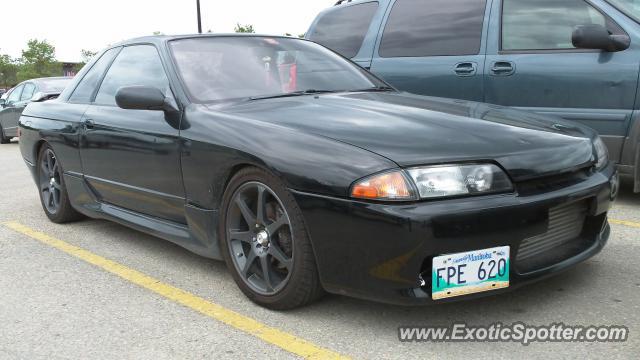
[572, 24, 630, 52]
[0, 98, 5, 107]
[115, 86, 171, 111]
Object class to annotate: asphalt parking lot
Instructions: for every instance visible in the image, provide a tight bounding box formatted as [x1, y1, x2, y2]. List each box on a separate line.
[0, 139, 638, 359]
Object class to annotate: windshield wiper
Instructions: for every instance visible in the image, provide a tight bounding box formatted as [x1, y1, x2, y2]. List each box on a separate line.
[249, 89, 338, 101]
[349, 85, 395, 93]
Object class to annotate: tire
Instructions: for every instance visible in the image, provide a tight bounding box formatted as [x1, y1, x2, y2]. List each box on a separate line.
[0, 126, 10, 144]
[37, 144, 84, 223]
[219, 167, 324, 310]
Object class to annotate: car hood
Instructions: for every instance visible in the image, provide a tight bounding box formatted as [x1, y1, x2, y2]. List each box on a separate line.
[213, 92, 596, 181]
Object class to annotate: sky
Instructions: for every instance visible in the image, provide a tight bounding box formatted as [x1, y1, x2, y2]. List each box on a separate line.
[0, 0, 333, 62]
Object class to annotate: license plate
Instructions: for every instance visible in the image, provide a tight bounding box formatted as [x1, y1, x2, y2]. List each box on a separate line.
[432, 246, 510, 300]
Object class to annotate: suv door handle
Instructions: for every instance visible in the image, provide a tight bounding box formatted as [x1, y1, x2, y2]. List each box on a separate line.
[454, 62, 477, 76]
[490, 61, 516, 76]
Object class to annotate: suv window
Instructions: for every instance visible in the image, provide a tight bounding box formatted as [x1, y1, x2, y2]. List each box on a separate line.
[7, 85, 23, 103]
[502, 0, 622, 51]
[309, 2, 379, 58]
[20, 83, 36, 101]
[69, 47, 120, 103]
[94, 45, 170, 106]
[379, 0, 487, 57]
[606, 0, 640, 24]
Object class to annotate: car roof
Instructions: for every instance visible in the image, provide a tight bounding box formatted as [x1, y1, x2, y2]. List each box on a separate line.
[20, 76, 73, 85]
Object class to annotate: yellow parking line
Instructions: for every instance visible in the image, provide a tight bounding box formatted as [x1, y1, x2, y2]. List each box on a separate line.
[2, 221, 349, 360]
[609, 218, 640, 229]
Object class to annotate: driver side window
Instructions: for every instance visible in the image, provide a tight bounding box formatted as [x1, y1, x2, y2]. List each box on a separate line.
[94, 45, 170, 106]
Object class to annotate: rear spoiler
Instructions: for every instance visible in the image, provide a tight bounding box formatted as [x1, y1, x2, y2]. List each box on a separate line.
[31, 91, 63, 102]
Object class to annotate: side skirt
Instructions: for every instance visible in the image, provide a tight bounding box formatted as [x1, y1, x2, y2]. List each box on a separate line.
[63, 172, 223, 260]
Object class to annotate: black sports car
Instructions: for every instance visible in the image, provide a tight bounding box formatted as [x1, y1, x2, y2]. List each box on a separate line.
[19, 35, 618, 309]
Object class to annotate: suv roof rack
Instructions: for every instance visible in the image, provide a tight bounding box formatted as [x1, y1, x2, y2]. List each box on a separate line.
[335, 0, 353, 5]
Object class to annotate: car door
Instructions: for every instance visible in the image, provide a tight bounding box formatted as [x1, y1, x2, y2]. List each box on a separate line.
[484, 0, 639, 163]
[79, 44, 186, 223]
[369, 0, 491, 101]
[0, 84, 24, 136]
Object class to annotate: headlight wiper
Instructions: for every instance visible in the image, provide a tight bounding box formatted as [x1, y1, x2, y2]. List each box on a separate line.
[249, 89, 338, 101]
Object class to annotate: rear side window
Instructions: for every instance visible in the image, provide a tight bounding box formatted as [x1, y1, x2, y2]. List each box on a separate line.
[380, 0, 487, 57]
[502, 0, 623, 51]
[94, 45, 170, 106]
[20, 83, 35, 101]
[309, 2, 379, 58]
[69, 47, 120, 103]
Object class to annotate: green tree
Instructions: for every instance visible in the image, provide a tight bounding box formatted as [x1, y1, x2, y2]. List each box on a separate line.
[75, 49, 98, 73]
[234, 23, 255, 33]
[80, 49, 97, 63]
[17, 39, 61, 82]
[0, 54, 19, 88]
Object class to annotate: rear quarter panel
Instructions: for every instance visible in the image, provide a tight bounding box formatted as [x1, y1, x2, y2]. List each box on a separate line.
[19, 101, 88, 176]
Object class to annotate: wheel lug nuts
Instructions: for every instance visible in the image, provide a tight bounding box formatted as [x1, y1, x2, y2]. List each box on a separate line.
[237, 253, 243, 257]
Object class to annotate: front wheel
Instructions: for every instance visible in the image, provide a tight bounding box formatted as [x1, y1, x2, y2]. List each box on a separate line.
[37, 144, 83, 223]
[220, 167, 323, 310]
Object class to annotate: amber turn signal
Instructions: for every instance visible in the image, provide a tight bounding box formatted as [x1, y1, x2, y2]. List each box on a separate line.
[351, 171, 414, 200]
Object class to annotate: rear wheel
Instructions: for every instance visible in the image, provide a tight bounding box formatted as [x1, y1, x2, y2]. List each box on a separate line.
[37, 144, 83, 223]
[220, 167, 323, 309]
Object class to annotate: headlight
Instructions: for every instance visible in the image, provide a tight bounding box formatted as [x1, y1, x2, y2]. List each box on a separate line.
[593, 136, 609, 170]
[351, 170, 417, 201]
[407, 164, 512, 199]
[351, 164, 513, 201]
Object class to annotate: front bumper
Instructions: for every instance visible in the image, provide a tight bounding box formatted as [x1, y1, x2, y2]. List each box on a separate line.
[292, 164, 617, 305]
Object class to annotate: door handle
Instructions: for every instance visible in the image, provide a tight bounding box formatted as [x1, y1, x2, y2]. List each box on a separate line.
[83, 118, 95, 129]
[490, 61, 516, 76]
[454, 62, 477, 76]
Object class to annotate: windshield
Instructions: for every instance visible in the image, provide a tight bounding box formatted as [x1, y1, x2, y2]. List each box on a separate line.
[607, 0, 640, 22]
[169, 36, 386, 103]
[40, 78, 72, 92]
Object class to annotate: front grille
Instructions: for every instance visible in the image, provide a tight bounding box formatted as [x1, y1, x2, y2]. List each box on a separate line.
[516, 201, 587, 266]
[516, 169, 591, 196]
